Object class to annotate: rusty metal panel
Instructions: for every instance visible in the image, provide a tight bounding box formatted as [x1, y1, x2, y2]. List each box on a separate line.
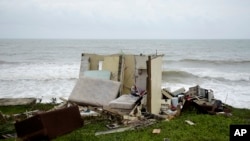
[15, 106, 83, 141]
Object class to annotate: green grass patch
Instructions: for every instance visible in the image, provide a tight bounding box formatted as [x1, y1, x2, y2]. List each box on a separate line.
[0, 105, 249, 141]
[0, 103, 55, 115]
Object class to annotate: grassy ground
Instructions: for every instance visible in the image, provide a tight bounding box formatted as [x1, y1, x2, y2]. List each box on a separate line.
[1, 104, 250, 141]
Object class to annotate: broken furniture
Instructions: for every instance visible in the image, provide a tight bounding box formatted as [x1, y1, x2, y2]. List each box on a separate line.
[14, 106, 83, 141]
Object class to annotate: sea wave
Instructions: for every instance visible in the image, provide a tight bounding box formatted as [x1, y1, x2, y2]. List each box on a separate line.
[163, 59, 250, 65]
[0, 60, 20, 65]
[0, 62, 79, 80]
[0, 78, 76, 102]
[162, 70, 250, 82]
[0, 77, 77, 81]
[162, 70, 198, 79]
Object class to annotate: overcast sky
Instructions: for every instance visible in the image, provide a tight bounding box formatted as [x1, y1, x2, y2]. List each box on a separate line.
[0, 0, 250, 39]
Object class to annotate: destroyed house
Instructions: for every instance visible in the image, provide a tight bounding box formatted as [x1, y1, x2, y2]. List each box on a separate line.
[12, 53, 233, 141]
[69, 53, 163, 115]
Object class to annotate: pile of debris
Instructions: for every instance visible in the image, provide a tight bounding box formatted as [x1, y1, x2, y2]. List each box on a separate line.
[161, 85, 232, 118]
[0, 53, 232, 140]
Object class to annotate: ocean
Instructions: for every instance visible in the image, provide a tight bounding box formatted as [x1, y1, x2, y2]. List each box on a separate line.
[0, 39, 250, 109]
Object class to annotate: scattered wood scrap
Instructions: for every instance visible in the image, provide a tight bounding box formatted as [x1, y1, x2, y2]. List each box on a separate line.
[152, 129, 161, 134]
[162, 89, 173, 99]
[185, 120, 195, 125]
[95, 126, 133, 136]
[95, 118, 156, 136]
[0, 98, 36, 106]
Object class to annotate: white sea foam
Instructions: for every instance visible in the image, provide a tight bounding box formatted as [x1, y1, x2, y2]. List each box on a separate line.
[0, 62, 79, 80]
[0, 79, 76, 103]
[0, 39, 250, 109]
[182, 68, 250, 82]
[0, 62, 79, 103]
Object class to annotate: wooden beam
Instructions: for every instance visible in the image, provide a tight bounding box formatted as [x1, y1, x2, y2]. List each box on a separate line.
[161, 89, 173, 99]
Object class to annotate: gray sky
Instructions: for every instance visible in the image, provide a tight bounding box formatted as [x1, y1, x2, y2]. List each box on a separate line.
[0, 0, 250, 39]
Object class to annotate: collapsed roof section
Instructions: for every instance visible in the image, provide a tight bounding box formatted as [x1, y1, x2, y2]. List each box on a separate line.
[69, 53, 163, 114]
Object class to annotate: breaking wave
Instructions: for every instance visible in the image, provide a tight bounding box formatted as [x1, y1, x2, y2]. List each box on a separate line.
[163, 59, 250, 65]
[162, 70, 250, 82]
[0, 62, 79, 81]
[0, 60, 20, 65]
[162, 70, 198, 79]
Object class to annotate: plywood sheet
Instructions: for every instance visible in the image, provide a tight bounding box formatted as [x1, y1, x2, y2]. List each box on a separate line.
[83, 54, 104, 70]
[122, 55, 136, 94]
[102, 55, 120, 81]
[147, 56, 163, 114]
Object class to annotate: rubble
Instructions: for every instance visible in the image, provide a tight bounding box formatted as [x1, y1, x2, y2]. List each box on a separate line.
[0, 53, 233, 140]
[1, 89, 231, 139]
[161, 85, 231, 118]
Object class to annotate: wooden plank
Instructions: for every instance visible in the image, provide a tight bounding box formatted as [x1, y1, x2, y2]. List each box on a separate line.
[95, 126, 133, 136]
[146, 57, 152, 113]
[161, 89, 173, 99]
[118, 55, 125, 95]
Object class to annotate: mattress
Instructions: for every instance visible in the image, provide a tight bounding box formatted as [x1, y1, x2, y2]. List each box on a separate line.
[108, 94, 140, 110]
[69, 77, 120, 107]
